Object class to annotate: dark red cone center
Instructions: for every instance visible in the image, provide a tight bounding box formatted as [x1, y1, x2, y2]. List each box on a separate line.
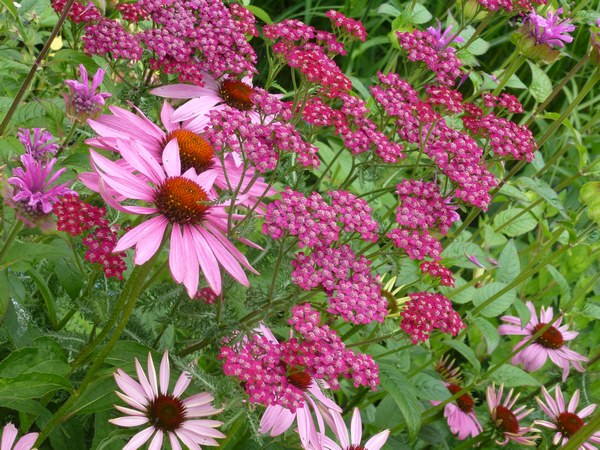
[556, 412, 584, 437]
[154, 176, 210, 224]
[219, 80, 255, 111]
[495, 405, 520, 434]
[287, 370, 312, 391]
[533, 323, 564, 349]
[146, 393, 187, 432]
[447, 384, 474, 413]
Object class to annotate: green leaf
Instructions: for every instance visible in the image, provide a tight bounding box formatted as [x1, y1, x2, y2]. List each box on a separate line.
[518, 177, 568, 219]
[442, 241, 489, 269]
[69, 371, 117, 414]
[513, 300, 531, 326]
[473, 317, 500, 353]
[496, 240, 520, 284]
[396, 258, 420, 285]
[493, 207, 538, 237]
[0, 271, 8, 321]
[1, 241, 70, 271]
[0, 0, 18, 19]
[414, 373, 450, 401]
[442, 340, 481, 374]
[473, 282, 517, 317]
[0, 372, 71, 399]
[0, 337, 69, 378]
[404, 3, 432, 24]
[439, 277, 476, 305]
[581, 303, 600, 320]
[488, 364, 541, 387]
[27, 268, 57, 328]
[379, 365, 422, 440]
[55, 259, 83, 300]
[546, 265, 571, 306]
[244, 5, 272, 24]
[483, 224, 507, 248]
[527, 61, 552, 103]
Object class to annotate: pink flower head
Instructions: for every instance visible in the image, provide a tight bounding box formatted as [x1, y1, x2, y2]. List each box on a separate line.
[317, 407, 390, 450]
[84, 138, 258, 297]
[17, 128, 59, 160]
[0, 423, 38, 450]
[426, 20, 464, 51]
[64, 64, 111, 122]
[535, 385, 600, 449]
[431, 383, 482, 440]
[486, 384, 539, 446]
[525, 8, 575, 48]
[326, 10, 367, 42]
[110, 351, 225, 450]
[400, 292, 465, 343]
[6, 154, 75, 228]
[498, 301, 588, 382]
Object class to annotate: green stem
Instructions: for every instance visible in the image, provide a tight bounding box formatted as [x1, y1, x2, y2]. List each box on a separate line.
[0, 221, 24, 263]
[35, 261, 156, 445]
[492, 54, 526, 96]
[0, 0, 76, 136]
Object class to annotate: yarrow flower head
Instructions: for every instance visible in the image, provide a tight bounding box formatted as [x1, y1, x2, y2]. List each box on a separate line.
[316, 407, 390, 450]
[431, 383, 483, 440]
[64, 65, 111, 122]
[111, 351, 225, 450]
[487, 384, 539, 446]
[400, 292, 465, 343]
[0, 423, 38, 450]
[17, 128, 59, 160]
[83, 138, 258, 297]
[535, 385, 600, 449]
[498, 301, 588, 381]
[325, 10, 367, 42]
[6, 154, 74, 229]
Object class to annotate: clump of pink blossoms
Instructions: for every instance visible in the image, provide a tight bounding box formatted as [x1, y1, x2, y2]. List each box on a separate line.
[400, 292, 465, 343]
[221, 304, 378, 412]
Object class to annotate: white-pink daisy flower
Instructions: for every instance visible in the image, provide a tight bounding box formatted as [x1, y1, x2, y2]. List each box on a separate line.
[150, 72, 260, 130]
[535, 385, 600, 450]
[316, 407, 390, 450]
[486, 384, 539, 446]
[255, 325, 342, 450]
[0, 423, 38, 450]
[86, 137, 258, 297]
[431, 383, 483, 440]
[499, 301, 588, 382]
[111, 351, 225, 450]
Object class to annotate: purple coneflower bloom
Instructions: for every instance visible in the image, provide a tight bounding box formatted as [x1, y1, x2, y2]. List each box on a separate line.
[431, 383, 483, 440]
[316, 407, 390, 450]
[0, 423, 38, 450]
[426, 20, 464, 51]
[535, 385, 600, 450]
[525, 8, 575, 48]
[486, 384, 539, 446]
[6, 154, 74, 228]
[17, 128, 59, 159]
[85, 138, 257, 297]
[64, 64, 111, 122]
[498, 301, 587, 382]
[111, 351, 225, 450]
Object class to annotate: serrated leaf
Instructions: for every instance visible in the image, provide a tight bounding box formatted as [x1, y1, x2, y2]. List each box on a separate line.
[518, 177, 568, 219]
[414, 373, 451, 401]
[473, 282, 517, 317]
[581, 303, 600, 320]
[473, 317, 500, 353]
[439, 277, 475, 305]
[443, 340, 481, 373]
[483, 224, 507, 248]
[0, 372, 71, 399]
[496, 240, 520, 283]
[404, 3, 432, 24]
[488, 364, 541, 387]
[0, 337, 69, 378]
[1, 241, 70, 270]
[55, 259, 83, 300]
[397, 257, 420, 285]
[546, 265, 571, 306]
[493, 207, 538, 237]
[379, 366, 422, 440]
[528, 61, 552, 103]
[442, 241, 489, 269]
[377, 3, 401, 16]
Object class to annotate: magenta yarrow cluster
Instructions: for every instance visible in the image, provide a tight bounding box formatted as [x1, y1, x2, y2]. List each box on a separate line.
[52, 0, 101, 23]
[292, 245, 388, 324]
[77, 0, 256, 84]
[325, 10, 367, 42]
[220, 304, 378, 412]
[420, 261, 455, 287]
[204, 89, 319, 172]
[54, 195, 127, 280]
[400, 292, 465, 343]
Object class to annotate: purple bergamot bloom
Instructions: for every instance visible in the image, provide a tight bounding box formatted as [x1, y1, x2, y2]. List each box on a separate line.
[64, 64, 111, 122]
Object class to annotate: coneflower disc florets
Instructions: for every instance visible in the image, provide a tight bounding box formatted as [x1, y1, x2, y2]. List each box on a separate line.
[154, 177, 210, 224]
[166, 130, 215, 174]
[219, 80, 255, 110]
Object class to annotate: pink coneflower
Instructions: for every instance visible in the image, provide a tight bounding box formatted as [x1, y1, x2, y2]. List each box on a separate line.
[111, 351, 224, 449]
[432, 383, 483, 440]
[6, 154, 74, 228]
[535, 385, 600, 449]
[317, 407, 390, 450]
[84, 102, 273, 211]
[151, 73, 260, 129]
[498, 301, 588, 382]
[0, 423, 38, 450]
[486, 384, 539, 446]
[86, 138, 257, 297]
[64, 64, 111, 122]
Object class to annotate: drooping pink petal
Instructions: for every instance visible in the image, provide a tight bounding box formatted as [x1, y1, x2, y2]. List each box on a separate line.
[123, 427, 155, 450]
